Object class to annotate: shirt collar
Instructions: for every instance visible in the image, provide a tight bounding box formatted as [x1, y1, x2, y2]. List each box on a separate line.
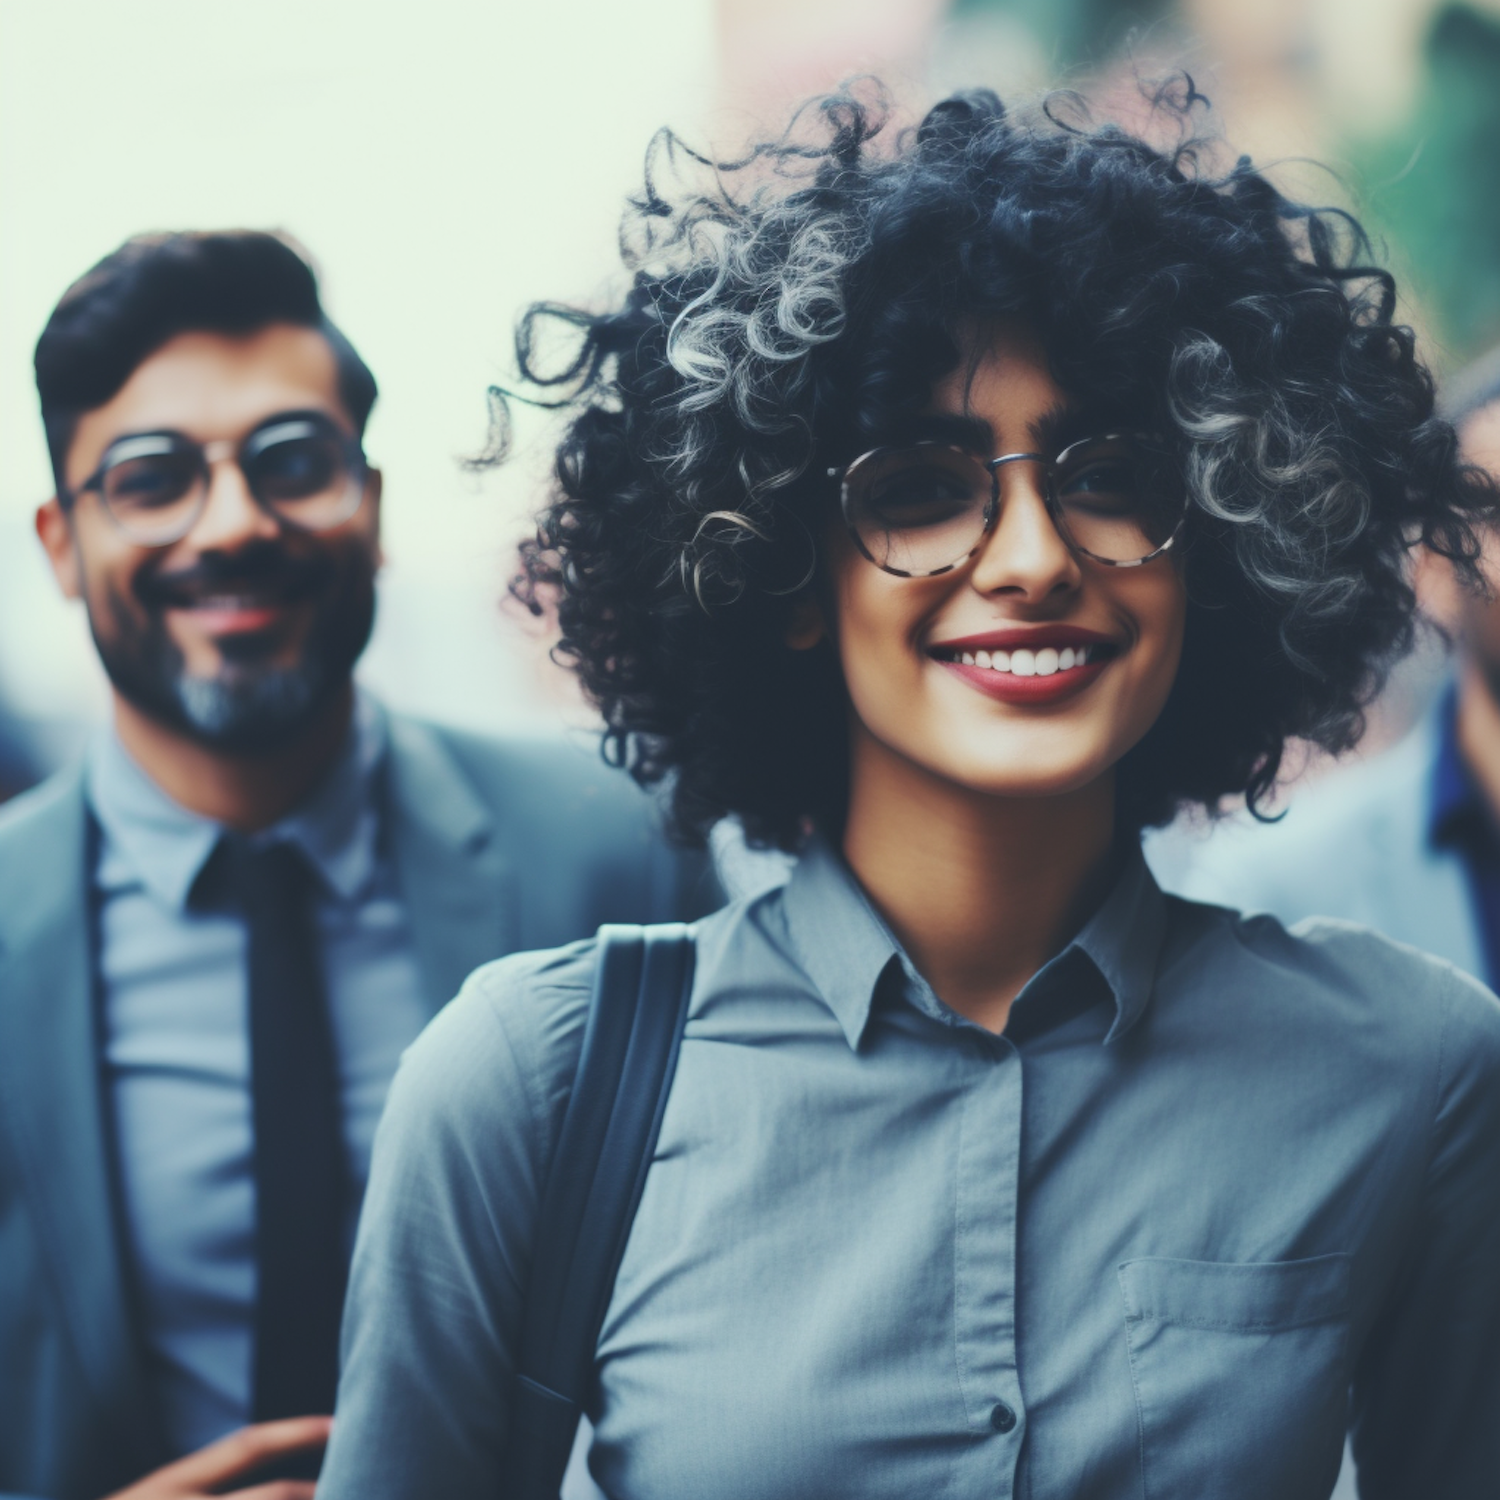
[782, 833, 1169, 1050]
[782, 837, 905, 1050]
[86, 692, 388, 913]
[1058, 845, 1170, 1043]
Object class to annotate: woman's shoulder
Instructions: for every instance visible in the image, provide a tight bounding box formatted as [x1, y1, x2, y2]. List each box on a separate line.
[1162, 893, 1500, 1073]
[386, 902, 761, 1171]
[443, 939, 600, 1062]
[378, 939, 604, 1188]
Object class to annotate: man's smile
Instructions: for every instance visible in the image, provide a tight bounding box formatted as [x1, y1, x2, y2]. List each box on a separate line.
[166, 594, 303, 636]
[135, 543, 333, 645]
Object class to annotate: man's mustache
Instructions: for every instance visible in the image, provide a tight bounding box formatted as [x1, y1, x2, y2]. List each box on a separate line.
[134, 543, 336, 610]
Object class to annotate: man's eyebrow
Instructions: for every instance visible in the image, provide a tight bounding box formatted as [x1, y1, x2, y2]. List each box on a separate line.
[91, 428, 192, 469]
[101, 408, 345, 451]
[103, 427, 186, 447]
[248, 407, 348, 436]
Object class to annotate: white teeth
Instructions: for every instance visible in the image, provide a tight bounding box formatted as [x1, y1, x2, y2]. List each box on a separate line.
[195, 596, 268, 610]
[946, 643, 1101, 674]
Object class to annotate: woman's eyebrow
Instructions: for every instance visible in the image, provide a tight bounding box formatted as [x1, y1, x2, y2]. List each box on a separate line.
[898, 413, 996, 451]
[1027, 400, 1092, 453]
[887, 402, 1097, 455]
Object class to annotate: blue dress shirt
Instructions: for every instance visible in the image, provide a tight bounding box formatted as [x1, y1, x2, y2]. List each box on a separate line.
[85, 697, 431, 1454]
[319, 837, 1500, 1500]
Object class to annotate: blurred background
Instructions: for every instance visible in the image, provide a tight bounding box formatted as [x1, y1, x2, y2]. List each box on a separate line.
[3, 0, 1499, 799]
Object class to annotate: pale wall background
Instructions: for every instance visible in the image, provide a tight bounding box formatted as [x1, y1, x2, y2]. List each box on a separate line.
[0, 0, 714, 755]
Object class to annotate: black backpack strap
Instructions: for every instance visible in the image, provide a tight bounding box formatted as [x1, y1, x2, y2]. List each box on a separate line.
[499, 922, 696, 1500]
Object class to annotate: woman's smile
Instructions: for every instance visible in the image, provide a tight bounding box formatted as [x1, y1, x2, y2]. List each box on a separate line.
[928, 626, 1118, 704]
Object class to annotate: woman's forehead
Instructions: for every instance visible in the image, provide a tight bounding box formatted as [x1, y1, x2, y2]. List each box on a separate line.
[929, 342, 1089, 454]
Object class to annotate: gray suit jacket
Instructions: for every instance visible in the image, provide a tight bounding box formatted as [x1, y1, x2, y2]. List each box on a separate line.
[0, 712, 718, 1500]
[1146, 708, 1484, 978]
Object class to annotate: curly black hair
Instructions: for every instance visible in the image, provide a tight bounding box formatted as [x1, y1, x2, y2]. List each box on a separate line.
[508, 81, 1495, 851]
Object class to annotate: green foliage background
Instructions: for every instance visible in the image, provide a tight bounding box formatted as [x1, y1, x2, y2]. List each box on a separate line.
[951, 0, 1500, 369]
[1347, 5, 1500, 367]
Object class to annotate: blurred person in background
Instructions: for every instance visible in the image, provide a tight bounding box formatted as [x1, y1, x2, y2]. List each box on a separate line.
[1151, 347, 1500, 983]
[0, 231, 717, 1500]
[320, 85, 1499, 1500]
[0, 713, 39, 804]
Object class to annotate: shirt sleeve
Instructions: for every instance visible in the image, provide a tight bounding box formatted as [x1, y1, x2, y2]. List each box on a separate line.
[316, 946, 593, 1500]
[1349, 965, 1500, 1499]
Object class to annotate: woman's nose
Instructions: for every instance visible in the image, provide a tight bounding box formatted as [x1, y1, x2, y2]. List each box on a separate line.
[967, 462, 1083, 601]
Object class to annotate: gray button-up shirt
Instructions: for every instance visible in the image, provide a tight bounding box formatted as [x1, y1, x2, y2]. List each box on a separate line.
[320, 838, 1500, 1500]
[86, 697, 431, 1454]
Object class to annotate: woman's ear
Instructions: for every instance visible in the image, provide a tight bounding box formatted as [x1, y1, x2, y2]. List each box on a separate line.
[784, 594, 827, 650]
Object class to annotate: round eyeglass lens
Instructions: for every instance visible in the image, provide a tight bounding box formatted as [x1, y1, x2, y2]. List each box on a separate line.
[244, 420, 364, 530]
[99, 436, 207, 545]
[844, 445, 993, 576]
[1050, 436, 1183, 563]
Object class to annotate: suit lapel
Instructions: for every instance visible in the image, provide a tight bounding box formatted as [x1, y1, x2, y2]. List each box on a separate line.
[0, 767, 159, 1466]
[383, 714, 517, 1013]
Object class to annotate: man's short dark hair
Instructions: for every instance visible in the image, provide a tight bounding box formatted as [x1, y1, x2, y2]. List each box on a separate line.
[35, 229, 378, 491]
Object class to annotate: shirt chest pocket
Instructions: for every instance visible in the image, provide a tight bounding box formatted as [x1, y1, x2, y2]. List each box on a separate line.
[1118, 1254, 1351, 1500]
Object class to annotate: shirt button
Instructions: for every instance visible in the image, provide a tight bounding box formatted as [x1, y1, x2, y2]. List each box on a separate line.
[990, 1402, 1017, 1433]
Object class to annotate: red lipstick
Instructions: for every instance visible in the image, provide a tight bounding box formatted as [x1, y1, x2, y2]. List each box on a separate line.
[928, 626, 1119, 706]
[939, 657, 1107, 704]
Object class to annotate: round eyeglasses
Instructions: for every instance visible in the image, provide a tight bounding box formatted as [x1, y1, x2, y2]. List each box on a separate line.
[830, 433, 1187, 578]
[69, 414, 369, 547]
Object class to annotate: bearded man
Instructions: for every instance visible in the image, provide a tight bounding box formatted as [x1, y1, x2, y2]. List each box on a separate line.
[0, 231, 716, 1500]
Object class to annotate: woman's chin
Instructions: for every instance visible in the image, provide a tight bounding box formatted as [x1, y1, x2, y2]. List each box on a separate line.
[904, 744, 1118, 806]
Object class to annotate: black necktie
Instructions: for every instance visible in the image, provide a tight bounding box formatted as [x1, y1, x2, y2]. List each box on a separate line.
[221, 837, 348, 1421]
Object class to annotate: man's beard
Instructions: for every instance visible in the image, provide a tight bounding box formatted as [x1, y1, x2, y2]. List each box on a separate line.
[90, 539, 377, 754]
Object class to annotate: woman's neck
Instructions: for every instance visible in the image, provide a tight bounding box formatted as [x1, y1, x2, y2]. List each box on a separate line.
[840, 726, 1117, 1034]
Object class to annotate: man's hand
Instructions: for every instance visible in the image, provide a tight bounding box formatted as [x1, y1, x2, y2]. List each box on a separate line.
[103, 1416, 333, 1500]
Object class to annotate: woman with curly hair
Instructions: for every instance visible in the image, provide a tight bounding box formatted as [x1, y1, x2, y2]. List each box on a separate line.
[319, 85, 1500, 1500]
